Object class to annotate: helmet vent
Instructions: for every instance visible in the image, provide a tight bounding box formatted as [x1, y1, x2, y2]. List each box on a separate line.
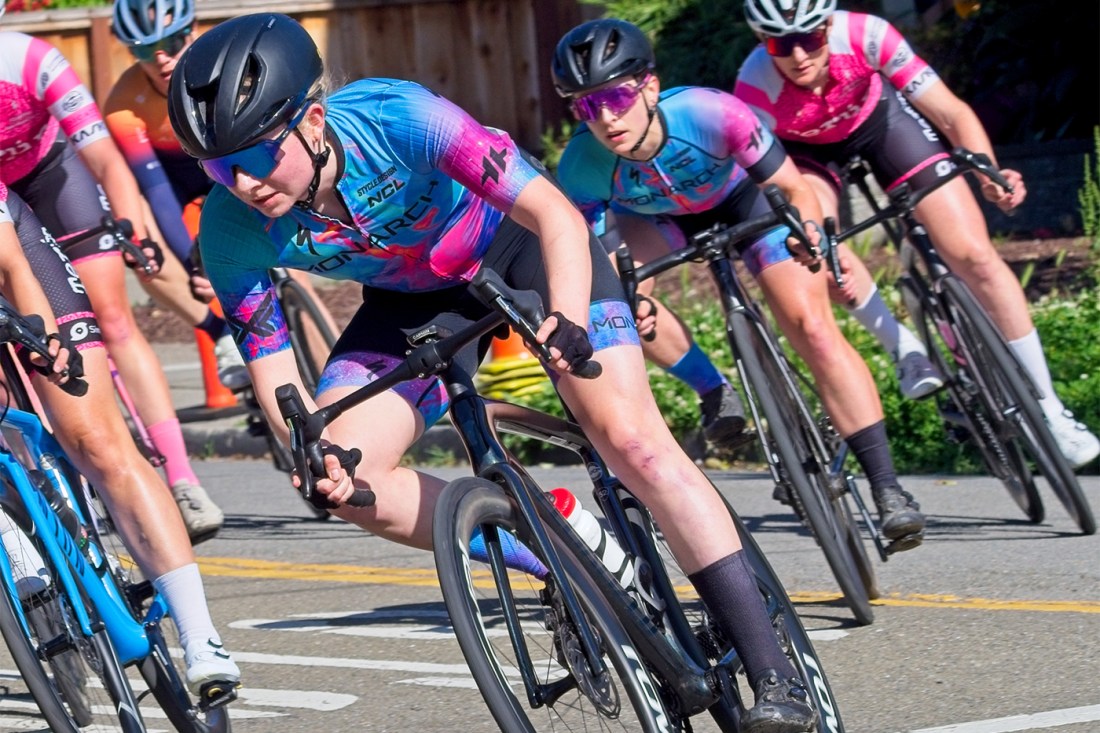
[236, 61, 258, 116]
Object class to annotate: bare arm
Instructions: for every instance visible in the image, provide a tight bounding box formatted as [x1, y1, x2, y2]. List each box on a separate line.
[506, 175, 595, 370]
[911, 80, 1026, 212]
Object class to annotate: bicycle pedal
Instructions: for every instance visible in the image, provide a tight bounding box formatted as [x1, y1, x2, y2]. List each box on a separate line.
[884, 531, 924, 556]
[198, 679, 240, 711]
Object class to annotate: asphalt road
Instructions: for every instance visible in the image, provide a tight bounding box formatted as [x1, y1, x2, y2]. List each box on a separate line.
[1, 459, 1097, 732]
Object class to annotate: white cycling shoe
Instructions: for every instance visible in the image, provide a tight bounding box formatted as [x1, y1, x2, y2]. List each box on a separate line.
[1046, 409, 1100, 468]
[184, 637, 241, 695]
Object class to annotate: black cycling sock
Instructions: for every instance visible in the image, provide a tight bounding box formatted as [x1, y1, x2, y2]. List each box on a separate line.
[846, 420, 898, 493]
[197, 311, 228, 340]
[688, 550, 795, 688]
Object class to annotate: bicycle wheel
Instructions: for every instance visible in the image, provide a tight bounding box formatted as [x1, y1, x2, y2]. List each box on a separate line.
[631, 481, 846, 732]
[433, 477, 674, 732]
[0, 496, 146, 732]
[277, 277, 337, 520]
[278, 276, 336, 395]
[941, 276, 1095, 534]
[731, 309, 876, 625]
[900, 273, 1045, 524]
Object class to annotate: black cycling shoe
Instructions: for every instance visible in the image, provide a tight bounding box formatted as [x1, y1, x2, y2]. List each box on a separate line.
[700, 383, 748, 447]
[874, 485, 926, 543]
[741, 668, 817, 733]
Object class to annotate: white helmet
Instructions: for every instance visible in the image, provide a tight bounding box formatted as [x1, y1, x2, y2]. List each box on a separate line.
[744, 0, 836, 35]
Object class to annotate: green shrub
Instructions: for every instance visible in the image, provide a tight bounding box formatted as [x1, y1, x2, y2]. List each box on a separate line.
[1079, 127, 1100, 252]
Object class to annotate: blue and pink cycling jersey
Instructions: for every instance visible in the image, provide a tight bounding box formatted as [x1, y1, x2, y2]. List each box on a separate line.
[734, 11, 939, 143]
[557, 86, 785, 238]
[200, 78, 541, 363]
[556, 86, 792, 272]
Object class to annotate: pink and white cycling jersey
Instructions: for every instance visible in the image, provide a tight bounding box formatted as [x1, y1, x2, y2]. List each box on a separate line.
[734, 11, 939, 144]
[0, 31, 109, 185]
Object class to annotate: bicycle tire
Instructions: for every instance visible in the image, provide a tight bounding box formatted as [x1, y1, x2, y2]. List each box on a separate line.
[730, 500, 846, 733]
[0, 495, 146, 732]
[278, 277, 337, 396]
[0, 504, 84, 732]
[730, 309, 876, 625]
[433, 476, 675, 732]
[277, 277, 338, 520]
[941, 276, 1095, 534]
[899, 273, 1045, 524]
[612, 481, 744, 731]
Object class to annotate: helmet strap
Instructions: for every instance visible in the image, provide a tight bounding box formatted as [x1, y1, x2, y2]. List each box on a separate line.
[294, 127, 331, 209]
[627, 102, 658, 160]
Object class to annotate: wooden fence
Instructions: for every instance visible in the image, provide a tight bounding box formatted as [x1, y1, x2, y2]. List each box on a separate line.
[3, 0, 596, 152]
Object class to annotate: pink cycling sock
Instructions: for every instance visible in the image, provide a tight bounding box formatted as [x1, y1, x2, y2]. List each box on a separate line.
[147, 418, 199, 487]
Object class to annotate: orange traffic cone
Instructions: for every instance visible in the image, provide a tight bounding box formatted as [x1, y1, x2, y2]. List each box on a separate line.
[490, 328, 533, 362]
[195, 327, 237, 409]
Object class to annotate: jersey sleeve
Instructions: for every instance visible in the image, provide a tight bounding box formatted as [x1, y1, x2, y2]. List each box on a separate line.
[199, 186, 287, 362]
[849, 13, 939, 99]
[24, 36, 109, 151]
[709, 89, 786, 183]
[555, 133, 614, 238]
[104, 103, 194, 261]
[377, 83, 539, 213]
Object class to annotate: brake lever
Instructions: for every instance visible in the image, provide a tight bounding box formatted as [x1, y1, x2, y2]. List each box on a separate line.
[764, 185, 821, 273]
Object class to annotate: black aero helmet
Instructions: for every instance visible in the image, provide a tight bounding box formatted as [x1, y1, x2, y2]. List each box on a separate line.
[168, 13, 322, 159]
[551, 18, 655, 96]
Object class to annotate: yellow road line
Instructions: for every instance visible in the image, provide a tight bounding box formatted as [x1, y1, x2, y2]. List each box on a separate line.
[194, 556, 1100, 614]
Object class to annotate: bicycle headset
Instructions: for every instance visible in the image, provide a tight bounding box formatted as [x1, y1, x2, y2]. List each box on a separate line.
[111, 0, 194, 46]
[167, 12, 322, 161]
[744, 0, 837, 35]
[550, 18, 655, 96]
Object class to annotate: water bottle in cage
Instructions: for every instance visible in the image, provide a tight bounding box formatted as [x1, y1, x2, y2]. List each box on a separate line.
[549, 487, 635, 589]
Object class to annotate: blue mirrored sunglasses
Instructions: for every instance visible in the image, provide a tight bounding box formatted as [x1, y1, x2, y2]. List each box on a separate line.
[199, 106, 308, 186]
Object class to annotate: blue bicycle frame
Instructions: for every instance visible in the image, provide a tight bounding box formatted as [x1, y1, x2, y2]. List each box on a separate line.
[0, 404, 162, 664]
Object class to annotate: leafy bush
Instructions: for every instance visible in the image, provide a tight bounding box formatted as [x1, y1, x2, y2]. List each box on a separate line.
[1080, 127, 1100, 252]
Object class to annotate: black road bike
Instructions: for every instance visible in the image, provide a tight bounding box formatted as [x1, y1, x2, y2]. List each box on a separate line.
[832, 148, 1095, 535]
[617, 186, 883, 627]
[277, 268, 844, 732]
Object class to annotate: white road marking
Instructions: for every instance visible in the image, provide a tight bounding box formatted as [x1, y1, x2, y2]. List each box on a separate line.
[906, 703, 1100, 732]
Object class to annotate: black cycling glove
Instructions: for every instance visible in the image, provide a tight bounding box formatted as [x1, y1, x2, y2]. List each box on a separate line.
[545, 312, 593, 371]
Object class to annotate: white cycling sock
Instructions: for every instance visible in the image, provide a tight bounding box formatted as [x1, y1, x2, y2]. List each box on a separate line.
[152, 563, 220, 651]
[1008, 329, 1063, 419]
[848, 284, 925, 361]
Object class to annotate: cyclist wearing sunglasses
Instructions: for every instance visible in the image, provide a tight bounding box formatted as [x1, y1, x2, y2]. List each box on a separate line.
[735, 0, 1100, 468]
[169, 15, 820, 732]
[0, 25, 241, 537]
[552, 18, 926, 556]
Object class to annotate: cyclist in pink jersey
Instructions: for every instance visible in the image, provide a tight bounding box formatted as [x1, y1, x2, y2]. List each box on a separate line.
[0, 177, 240, 695]
[0, 28, 228, 537]
[734, 0, 1099, 468]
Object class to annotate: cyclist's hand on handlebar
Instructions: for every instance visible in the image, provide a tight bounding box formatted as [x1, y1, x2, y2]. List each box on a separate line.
[785, 219, 825, 268]
[980, 168, 1026, 213]
[189, 272, 216, 304]
[122, 237, 165, 279]
[537, 311, 594, 374]
[28, 333, 74, 386]
[634, 294, 658, 340]
[827, 249, 859, 305]
[290, 446, 357, 508]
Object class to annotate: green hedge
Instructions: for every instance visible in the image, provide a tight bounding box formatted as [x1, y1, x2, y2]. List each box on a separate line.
[502, 280, 1100, 474]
